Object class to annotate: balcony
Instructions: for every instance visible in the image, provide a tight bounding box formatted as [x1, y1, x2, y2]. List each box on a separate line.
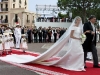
[0, 8, 8, 12]
[1, 0, 8, 2]
[0, 19, 8, 24]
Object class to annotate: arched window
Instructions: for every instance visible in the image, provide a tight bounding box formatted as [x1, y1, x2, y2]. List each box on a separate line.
[19, 0, 21, 4]
[15, 14, 18, 22]
[25, 0, 27, 5]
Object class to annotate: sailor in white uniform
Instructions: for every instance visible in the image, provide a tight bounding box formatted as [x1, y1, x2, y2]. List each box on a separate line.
[14, 24, 21, 49]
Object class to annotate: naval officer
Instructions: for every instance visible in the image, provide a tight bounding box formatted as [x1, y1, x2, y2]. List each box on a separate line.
[14, 24, 21, 49]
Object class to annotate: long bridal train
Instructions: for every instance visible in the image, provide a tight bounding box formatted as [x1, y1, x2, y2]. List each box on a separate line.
[0, 16, 85, 71]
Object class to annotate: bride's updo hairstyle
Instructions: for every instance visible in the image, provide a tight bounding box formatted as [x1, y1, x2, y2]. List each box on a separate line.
[75, 16, 81, 24]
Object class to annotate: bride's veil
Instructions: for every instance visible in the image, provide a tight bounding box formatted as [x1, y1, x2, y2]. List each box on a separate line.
[33, 16, 83, 64]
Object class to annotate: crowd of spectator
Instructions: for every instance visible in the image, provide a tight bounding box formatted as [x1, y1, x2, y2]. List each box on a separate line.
[1, 25, 100, 44]
[0, 26, 67, 43]
[27, 26, 67, 43]
[36, 17, 72, 22]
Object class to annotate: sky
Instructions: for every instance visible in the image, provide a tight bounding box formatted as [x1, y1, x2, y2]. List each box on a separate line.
[28, 0, 58, 12]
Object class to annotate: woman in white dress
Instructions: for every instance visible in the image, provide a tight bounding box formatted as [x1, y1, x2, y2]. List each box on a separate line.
[3, 33, 11, 54]
[9, 32, 15, 51]
[21, 34, 28, 53]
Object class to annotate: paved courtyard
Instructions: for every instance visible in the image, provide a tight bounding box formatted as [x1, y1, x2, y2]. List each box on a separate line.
[0, 42, 100, 75]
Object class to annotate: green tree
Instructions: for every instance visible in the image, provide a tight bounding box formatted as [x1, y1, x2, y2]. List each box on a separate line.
[58, 12, 68, 18]
[57, 0, 100, 23]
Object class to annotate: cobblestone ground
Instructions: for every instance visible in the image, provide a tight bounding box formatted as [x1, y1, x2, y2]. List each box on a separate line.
[0, 42, 100, 75]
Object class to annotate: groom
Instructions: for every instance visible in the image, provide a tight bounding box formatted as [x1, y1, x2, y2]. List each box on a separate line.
[82, 15, 100, 68]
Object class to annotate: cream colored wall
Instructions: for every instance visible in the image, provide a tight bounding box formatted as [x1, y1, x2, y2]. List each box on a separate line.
[23, 13, 27, 26]
[12, 0, 20, 8]
[0, 0, 34, 27]
[22, 12, 35, 27]
[20, 0, 28, 9]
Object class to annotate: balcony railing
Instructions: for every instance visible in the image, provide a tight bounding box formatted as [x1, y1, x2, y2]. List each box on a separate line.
[36, 17, 72, 22]
[1, 0, 8, 2]
[0, 8, 8, 12]
[0, 19, 8, 24]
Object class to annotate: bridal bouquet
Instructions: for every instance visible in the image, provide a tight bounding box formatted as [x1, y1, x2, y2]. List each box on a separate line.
[80, 34, 86, 44]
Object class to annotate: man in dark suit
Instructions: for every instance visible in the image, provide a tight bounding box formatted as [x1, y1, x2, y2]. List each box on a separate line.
[27, 27, 32, 43]
[47, 26, 52, 42]
[0, 28, 3, 34]
[38, 26, 43, 43]
[59, 28, 66, 38]
[33, 26, 38, 43]
[82, 15, 100, 68]
[42, 27, 47, 43]
[53, 28, 57, 42]
[0, 26, 5, 34]
[21, 27, 24, 34]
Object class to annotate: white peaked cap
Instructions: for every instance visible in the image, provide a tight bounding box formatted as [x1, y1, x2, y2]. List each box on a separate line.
[9, 32, 13, 34]
[21, 34, 26, 36]
[3, 33, 9, 35]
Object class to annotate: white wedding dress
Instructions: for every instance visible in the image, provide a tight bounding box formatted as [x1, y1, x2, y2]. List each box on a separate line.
[0, 16, 85, 71]
[53, 26, 85, 71]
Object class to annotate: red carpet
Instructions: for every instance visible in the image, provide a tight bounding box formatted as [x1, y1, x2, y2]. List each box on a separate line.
[1, 49, 100, 75]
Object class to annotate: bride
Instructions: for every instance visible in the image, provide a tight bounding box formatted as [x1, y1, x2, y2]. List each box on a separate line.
[0, 16, 85, 71]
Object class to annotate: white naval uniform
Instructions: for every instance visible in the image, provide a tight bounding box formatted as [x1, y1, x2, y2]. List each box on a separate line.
[14, 28, 21, 48]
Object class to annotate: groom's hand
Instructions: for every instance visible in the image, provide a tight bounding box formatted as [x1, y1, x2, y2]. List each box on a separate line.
[91, 31, 95, 35]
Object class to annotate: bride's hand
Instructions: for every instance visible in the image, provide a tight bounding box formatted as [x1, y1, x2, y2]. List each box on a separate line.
[86, 30, 91, 33]
[78, 38, 82, 40]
